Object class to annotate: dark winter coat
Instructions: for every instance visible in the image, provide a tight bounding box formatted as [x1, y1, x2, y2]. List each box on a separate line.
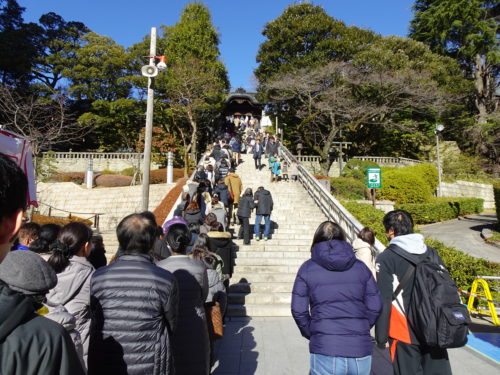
[375, 233, 444, 347]
[157, 256, 209, 375]
[231, 141, 241, 153]
[237, 195, 255, 218]
[88, 254, 178, 375]
[291, 240, 382, 358]
[207, 231, 235, 276]
[183, 209, 203, 226]
[0, 282, 85, 375]
[253, 143, 263, 158]
[213, 183, 231, 206]
[254, 189, 273, 215]
[265, 141, 279, 156]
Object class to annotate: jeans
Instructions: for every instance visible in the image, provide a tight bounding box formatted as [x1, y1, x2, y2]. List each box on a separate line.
[254, 214, 271, 239]
[310, 353, 371, 375]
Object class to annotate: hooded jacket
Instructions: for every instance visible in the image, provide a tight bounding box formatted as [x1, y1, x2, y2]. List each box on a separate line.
[254, 189, 273, 215]
[237, 195, 255, 218]
[375, 233, 444, 350]
[183, 209, 203, 226]
[213, 183, 231, 206]
[46, 255, 94, 360]
[291, 240, 382, 358]
[207, 231, 235, 276]
[0, 282, 85, 375]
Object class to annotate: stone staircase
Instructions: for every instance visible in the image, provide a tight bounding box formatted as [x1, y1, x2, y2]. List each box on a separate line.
[36, 181, 174, 260]
[228, 153, 327, 316]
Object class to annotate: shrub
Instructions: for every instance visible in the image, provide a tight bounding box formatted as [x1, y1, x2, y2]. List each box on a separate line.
[120, 167, 136, 176]
[342, 159, 380, 180]
[396, 197, 484, 224]
[331, 178, 367, 200]
[51, 172, 85, 185]
[95, 174, 133, 187]
[342, 201, 387, 245]
[150, 169, 166, 184]
[32, 213, 93, 227]
[406, 163, 438, 192]
[378, 168, 432, 203]
[425, 238, 500, 292]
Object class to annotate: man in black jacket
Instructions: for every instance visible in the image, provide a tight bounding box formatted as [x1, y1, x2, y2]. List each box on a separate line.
[375, 210, 451, 375]
[253, 186, 274, 241]
[89, 212, 179, 375]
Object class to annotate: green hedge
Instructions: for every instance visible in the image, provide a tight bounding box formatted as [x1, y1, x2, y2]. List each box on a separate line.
[343, 159, 380, 180]
[378, 168, 433, 203]
[331, 178, 367, 200]
[405, 163, 438, 192]
[343, 200, 500, 291]
[342, 201, 388, 245]
[426, 238, 500, 292]
[396, 197, 484, 224]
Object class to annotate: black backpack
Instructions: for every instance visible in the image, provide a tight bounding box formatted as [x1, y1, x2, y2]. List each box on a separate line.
[392, 246, 470, 349]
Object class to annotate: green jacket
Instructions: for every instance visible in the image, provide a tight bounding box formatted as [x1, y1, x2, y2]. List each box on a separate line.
[0, 282, 84, 375]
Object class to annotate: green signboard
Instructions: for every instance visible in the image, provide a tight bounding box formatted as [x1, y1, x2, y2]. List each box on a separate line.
[366, 167, 382, 189]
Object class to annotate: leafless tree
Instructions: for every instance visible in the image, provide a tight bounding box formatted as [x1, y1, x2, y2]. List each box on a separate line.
[265, 62, 448, 174]
[0, 85, 91, 156]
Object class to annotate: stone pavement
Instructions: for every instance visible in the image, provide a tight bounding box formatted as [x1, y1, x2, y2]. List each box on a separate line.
[211, 317, 500, 374]
[419, 213, 500, 263]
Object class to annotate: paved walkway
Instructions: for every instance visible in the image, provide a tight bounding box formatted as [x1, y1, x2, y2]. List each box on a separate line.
[419, 213, 500, 263]
[212, 317, 500, 374]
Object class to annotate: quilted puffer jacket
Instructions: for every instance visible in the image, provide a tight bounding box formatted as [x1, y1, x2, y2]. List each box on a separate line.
[88, 253, 178, 375]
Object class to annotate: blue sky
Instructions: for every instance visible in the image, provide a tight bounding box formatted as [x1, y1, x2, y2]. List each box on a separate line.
[19, 0, 415, 91]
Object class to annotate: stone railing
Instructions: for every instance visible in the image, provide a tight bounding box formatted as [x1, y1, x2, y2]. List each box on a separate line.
[42, 152, 161, 172]
[282, 146, 385, 254]
[352, 156, 424, 166]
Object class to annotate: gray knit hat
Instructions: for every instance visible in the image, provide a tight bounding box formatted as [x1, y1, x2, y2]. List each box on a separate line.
[0, 251, 57, 295]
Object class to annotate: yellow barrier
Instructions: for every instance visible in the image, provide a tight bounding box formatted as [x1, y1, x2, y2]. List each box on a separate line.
[465, 278, 500, 326]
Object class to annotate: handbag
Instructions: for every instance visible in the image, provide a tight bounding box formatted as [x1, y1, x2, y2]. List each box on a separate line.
[205, 301, 224, 340]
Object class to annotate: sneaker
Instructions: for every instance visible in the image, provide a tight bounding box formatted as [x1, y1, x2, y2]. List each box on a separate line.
[255, 237, 260, 241]
[264, 237, 268, 241]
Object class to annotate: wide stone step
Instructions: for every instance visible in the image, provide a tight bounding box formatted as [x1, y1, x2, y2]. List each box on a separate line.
[231, 273, 297, 283]
[227, 303, 291, 317]
[235, 251, 311, 259]
[233, 243, 310, 252]
[228, 282, 294, 294]
[234, 265, 302, 274]
[234, 257, 306, 266]
[228, 292, 291, 305]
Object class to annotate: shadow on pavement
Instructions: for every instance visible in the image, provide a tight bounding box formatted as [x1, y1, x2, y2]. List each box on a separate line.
[212, 318, 258, 375]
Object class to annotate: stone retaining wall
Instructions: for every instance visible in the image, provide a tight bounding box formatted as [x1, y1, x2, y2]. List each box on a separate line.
[441, 180, 495, 210]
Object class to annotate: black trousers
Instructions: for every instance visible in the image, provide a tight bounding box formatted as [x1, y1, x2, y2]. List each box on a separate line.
[254, 156, 261, 169]
[390, 340, 452, 375]
[238, 216, 251, 244]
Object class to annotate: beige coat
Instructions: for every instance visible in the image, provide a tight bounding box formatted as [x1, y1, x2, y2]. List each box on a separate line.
[224, 173, 243, 204]
[352, 238, 376, 279]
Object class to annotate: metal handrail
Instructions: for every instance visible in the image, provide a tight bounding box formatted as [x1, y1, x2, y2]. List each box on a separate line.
[37, 202, 103, 232]
[352, 156, 425, 165]
[281, 146, 385, 254]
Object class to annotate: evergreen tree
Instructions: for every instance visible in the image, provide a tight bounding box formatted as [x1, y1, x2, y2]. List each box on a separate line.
[160, 2, 229, 161]
[63, 32, 131, 101]
[409, 0, 499, 123]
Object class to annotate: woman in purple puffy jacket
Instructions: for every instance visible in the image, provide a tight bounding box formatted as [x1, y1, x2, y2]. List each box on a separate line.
[291, 221, 382, 375]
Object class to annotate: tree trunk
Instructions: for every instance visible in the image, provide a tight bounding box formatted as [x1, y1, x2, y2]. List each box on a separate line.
[187, 110, 198, 163]
[474, 53, 488, 124]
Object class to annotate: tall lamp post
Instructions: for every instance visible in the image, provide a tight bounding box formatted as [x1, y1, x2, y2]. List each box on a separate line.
[140, 27, 167, 211]
[435, 124, 445, 197]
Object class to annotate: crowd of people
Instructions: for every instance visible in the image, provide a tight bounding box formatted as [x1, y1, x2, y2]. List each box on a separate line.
[1, 123, 461, 375]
